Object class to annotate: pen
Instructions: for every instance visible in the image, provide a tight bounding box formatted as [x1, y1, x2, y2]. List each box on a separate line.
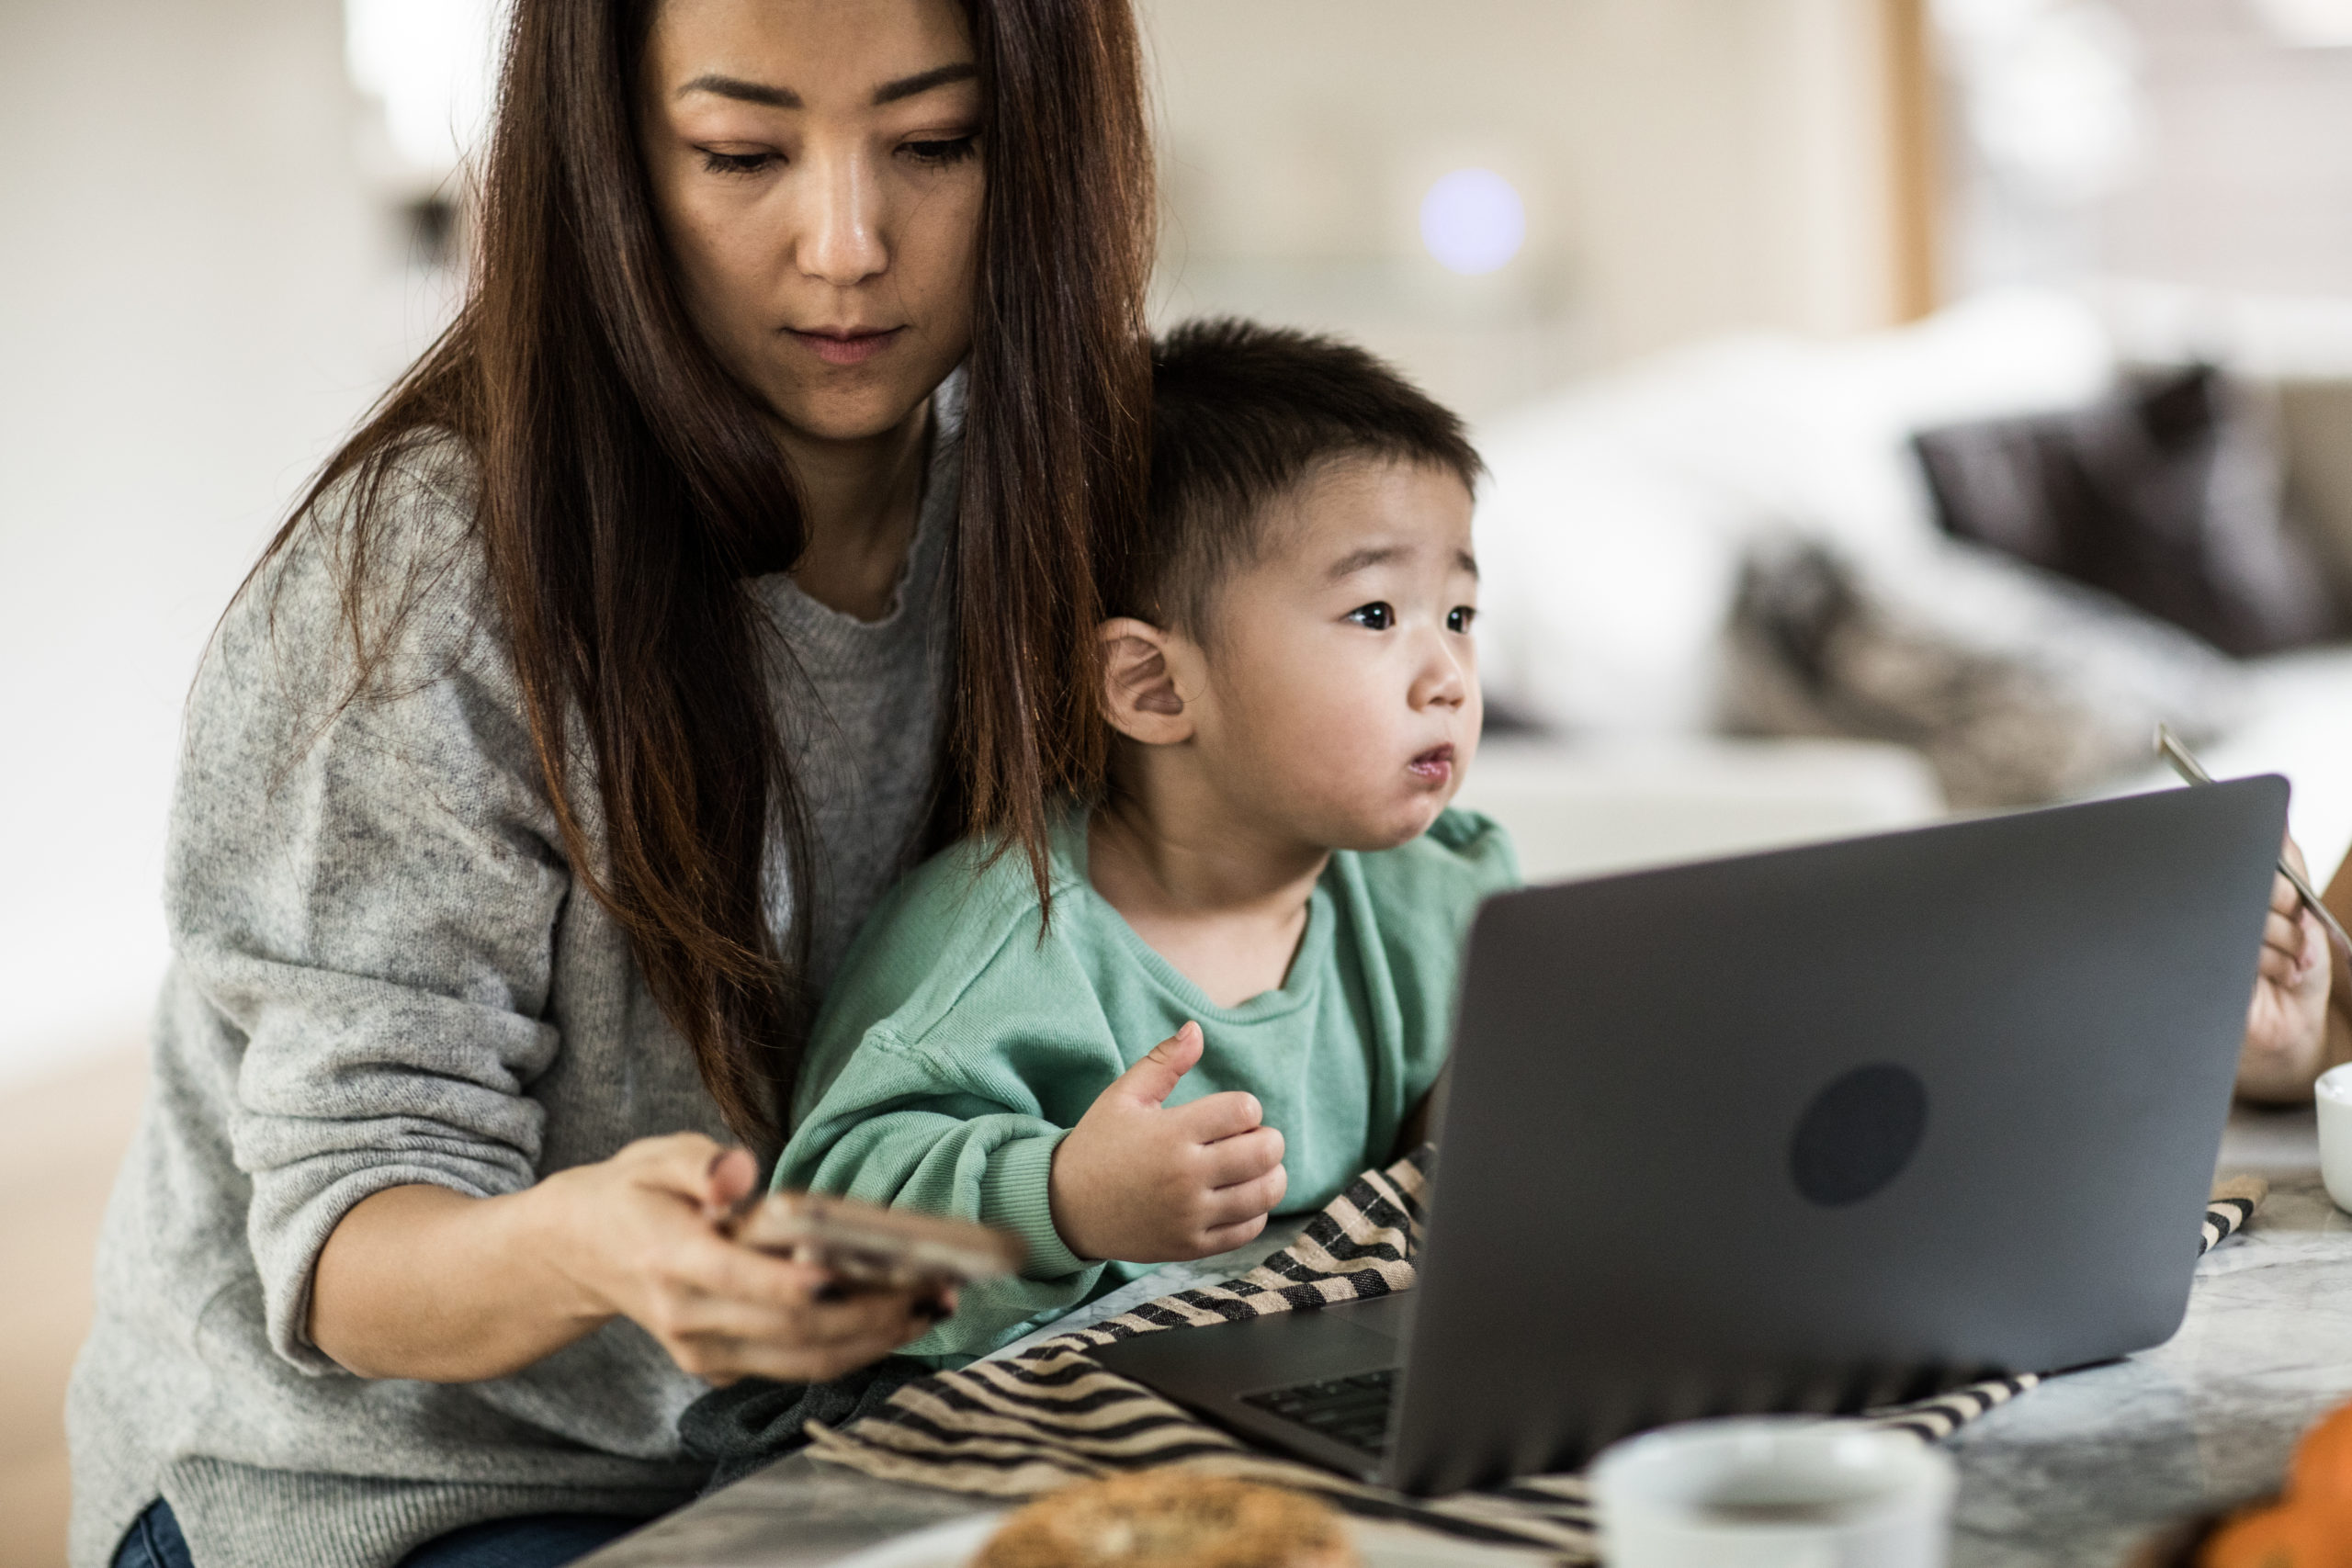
[2155, 724, 2352, 962]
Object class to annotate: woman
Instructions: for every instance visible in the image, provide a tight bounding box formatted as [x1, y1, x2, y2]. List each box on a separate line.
[2242, 840, 2351, 1102]
[67, 1, 1151, 1564]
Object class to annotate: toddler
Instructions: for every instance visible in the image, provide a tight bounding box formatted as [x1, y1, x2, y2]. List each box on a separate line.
[773, 319, 1519, 1360]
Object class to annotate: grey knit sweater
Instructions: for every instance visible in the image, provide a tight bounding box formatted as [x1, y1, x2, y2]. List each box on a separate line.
[65, 378, 964, 1568]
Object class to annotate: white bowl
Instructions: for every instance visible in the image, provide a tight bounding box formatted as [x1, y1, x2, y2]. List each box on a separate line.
[1590, 1416, 1954, 1568]
[2316, 1063, 2352, 1214]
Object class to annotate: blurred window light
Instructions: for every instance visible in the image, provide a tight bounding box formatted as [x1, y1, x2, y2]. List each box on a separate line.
[1419, 169, 1526, 276]
[1934, 0, 2052, 45]
[345, 0, 506, 176]
[1935, 0, 2146, 204]
[2247, 0, 2352, 46]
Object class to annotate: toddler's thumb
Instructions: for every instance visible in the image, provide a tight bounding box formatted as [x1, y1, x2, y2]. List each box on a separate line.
[1115, 1021, 1204, 1109]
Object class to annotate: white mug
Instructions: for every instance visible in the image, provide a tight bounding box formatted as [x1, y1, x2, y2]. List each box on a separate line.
[1590, 1416, 1956, 1568]
[2316, 1064, 2352, 1215]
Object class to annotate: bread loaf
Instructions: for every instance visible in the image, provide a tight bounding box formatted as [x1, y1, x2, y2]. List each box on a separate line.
[975, 1471, 1361, 1568]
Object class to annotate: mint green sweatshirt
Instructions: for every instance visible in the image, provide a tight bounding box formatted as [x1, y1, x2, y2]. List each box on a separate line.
[775, 807, 1519, 1361]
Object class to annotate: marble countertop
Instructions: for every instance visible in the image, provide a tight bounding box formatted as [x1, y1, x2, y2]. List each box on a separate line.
[582, 1107, 2351, 1568]
[1951, 1109, 2352, 1565]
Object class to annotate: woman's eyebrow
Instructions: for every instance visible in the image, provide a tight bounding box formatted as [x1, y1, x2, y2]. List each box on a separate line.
[673, 63, 976, 111]
[676, 73, 800, 108]
[872, 62, 979, 106]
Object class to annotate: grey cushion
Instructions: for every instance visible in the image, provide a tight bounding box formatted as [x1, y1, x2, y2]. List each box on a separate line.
[1723, 538, 2245, 808]
[1912, 365, 2338, 657]
[2279, 378, 2352, 614]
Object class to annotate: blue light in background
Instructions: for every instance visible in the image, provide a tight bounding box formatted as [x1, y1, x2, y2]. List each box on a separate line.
[1419, 168, 1526, 276]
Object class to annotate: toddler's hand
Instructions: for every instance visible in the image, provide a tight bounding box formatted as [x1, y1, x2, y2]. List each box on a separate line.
[1048, 1021, 1287, 1264]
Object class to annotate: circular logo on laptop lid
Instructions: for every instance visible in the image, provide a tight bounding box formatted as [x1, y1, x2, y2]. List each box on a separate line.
[1789, 1063, 1929, 1207]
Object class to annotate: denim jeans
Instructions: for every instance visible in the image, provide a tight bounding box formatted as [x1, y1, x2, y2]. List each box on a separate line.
[113, 1497, 646, 1568]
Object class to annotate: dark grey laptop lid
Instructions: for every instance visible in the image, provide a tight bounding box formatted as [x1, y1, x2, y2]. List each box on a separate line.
[1387, 778, 2288, 1495]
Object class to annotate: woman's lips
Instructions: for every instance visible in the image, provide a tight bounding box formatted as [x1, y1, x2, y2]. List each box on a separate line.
[787, 326, 905, 367]
[1408, 744, 1455, 783]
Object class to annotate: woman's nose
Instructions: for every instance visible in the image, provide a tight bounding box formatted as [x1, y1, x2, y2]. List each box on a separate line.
[797, 149, 888, 288]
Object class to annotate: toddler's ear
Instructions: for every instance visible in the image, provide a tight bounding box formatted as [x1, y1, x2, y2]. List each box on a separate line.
[1097, 617, 1193, 743]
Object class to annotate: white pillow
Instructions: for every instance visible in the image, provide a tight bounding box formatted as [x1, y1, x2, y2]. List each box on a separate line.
[1473, 290, 2118, 734]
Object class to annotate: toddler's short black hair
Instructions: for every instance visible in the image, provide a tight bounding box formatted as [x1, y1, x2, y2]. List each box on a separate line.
[1105, 319, 1484, 636]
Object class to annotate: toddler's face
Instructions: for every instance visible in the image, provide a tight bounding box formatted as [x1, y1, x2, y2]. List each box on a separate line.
[1189, 457, 1482, 852]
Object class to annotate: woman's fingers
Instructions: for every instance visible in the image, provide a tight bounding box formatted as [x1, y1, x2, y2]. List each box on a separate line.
[2271, 871, 2301, 921]
[2261, 908, 2305, 976]
[703, 1147, 760, 1212]
[684, 1237, 837, 1309]
[652, 1224, 944, 1379]
[651, 1248, 944, 1382]
[2291, 909, 2329, 983]
[2268, 870, 2302, 931]
[619, 1131, 756, 1213]
[2257, 898, 2327, 987]
[690, 1321, 922, 1385]
[577, 1134, 953, 1387]
[673, 1277, 934, 1354]
[2257, 858, 2311, 973]
[683, 1317, 920, 1385]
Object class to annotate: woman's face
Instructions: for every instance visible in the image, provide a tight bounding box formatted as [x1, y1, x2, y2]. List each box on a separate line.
[640, 0, 984, 446]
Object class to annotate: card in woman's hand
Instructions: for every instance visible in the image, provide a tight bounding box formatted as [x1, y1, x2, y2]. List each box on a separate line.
[726, 1190, 1025, 1291]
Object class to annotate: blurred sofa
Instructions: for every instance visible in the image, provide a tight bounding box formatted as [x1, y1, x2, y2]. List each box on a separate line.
[1464, 290, 2352, 888]
[1453, 733, 1945, 885]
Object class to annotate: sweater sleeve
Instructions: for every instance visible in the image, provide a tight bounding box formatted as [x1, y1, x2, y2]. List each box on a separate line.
[786, 1042, 1089, 1281]
[778, 1042, 1108, 1361]
[169, 452, 573, 1376]
[775, 874, 1136, 1361]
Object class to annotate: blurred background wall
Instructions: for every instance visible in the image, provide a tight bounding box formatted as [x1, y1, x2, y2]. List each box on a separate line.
[0, 0, 1928, 1089]
[0, 0, 435, 1087]
[1954, 0, 2352, 303]
[16, 0, 2352, 1089]
[1146, 0, 1916, 417]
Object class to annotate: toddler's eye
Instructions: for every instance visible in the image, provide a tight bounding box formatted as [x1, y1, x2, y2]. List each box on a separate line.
[1447, 605, 1477, 634]
[1345, 602, 1395, 631]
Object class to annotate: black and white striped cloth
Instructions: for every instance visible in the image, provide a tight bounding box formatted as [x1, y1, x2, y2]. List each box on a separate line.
[803, 1148, 2262, 1560]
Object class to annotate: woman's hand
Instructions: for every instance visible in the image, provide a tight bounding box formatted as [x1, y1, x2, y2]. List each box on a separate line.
[2237, 836, 2334, 1104]
[541, 1135, 949, 1384]
[1047, 1022, 1287, 1265]
[311, 1133, 945, 1386]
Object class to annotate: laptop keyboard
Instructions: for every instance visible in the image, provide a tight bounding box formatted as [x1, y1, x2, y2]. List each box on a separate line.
[1238, 1367, 1398, 1454]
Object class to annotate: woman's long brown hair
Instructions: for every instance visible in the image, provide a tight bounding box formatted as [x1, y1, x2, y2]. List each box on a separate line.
[250, 0, 1153, 1146]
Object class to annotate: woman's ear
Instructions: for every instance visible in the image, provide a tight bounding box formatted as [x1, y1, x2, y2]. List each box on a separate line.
[1097, 617, 1194, 745]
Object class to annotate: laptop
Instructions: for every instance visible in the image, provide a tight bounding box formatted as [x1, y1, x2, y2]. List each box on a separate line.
[1090, 778, 2288, 1496]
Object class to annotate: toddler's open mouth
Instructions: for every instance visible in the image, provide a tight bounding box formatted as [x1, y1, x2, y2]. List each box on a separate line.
[1408, 744, 1454, 783]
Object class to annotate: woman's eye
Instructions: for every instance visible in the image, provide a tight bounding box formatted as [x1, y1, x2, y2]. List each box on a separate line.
[902, 134, 979, 167]
[699, 149, 775, 176]
[1447, 605, 1477, 634]
[1345, 603, 1395, 631]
